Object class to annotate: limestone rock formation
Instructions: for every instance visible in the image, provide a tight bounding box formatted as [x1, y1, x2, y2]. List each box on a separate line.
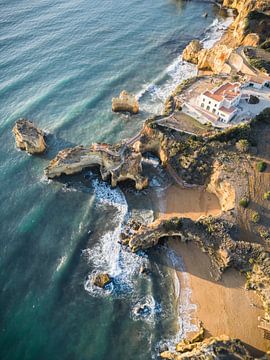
[112, 91, 139, 114]
[182, 40, 203, 64]
[160, 336, 253, 359]
[12, 119, 46, 154]
[197, 44, 233, 73]
[182, 0, 270, 73]
[44, 143, 148, 190]
[93, 273, 112, 288]
[207, 161, 236, 212]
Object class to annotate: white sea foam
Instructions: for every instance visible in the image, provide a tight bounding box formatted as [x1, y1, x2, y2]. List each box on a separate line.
[130, 295, 162, 324]
[156, 247, 197, 353]
[84, 179, 149, 297]
[138, 15, 233, 114]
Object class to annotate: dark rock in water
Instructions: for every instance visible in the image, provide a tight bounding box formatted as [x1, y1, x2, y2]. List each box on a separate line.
[84, 173, 91, 180]
[135, 304, 151, 316]
[203, 12, 208, 18]
[12, 119, 47, 154]
[139, 266, 151, 275]
[93, 273, 112, 288]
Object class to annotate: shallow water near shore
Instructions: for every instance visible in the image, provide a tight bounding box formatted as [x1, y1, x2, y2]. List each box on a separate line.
[1, 1, 230, 359]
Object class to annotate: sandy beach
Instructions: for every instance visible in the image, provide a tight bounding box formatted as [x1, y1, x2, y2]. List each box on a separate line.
[158, 184, 221, 220]
[159, 184, 268, 356]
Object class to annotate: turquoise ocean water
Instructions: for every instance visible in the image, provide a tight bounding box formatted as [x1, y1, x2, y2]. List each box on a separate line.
[0, 1, 229, 359]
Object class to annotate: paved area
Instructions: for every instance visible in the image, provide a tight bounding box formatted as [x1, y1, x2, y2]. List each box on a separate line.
[231, 87, 270, 124]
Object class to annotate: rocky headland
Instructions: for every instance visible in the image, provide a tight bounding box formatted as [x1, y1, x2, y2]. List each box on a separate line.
[44, 143, 148, 190]
[182, 0, 270, 73]
[12, 119, 46, 154]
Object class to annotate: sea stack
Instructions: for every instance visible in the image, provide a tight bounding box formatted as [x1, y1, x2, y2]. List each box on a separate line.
[112, 90, 139, 114]
[12, 119, 47, 154]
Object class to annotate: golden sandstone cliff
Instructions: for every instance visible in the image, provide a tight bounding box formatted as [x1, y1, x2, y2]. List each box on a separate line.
[12, 119, 46, 154]
[112, 90, 139, 114]
[44, 143, 148, 190]
[182, 0, 270, 73]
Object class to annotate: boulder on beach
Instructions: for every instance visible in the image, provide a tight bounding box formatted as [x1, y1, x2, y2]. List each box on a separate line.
[93, 273, 112, 288]
[182, 40, 203, 64]
[12, 119, 46, 154]
[112, 90, 139, 114]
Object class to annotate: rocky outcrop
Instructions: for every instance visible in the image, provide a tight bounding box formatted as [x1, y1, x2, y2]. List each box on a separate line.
[182, 40, 202, 64]
[44, 143, 148, 190]
[207, 161, 236, 212]
[112, 91, 139, 114]
[12, 119, 46, 154]
[93, 273, 112, 288]
[122, 215, 270, 337]
[160, 336, 253, 359]
[182, 0, 270, 73]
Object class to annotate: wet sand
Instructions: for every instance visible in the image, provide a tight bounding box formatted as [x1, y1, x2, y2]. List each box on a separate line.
[159, 184, 268, 355]
[169, 240, 268, 356]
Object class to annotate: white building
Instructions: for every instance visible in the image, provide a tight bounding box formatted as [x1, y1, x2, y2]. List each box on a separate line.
[244, 74, 270, 90]
[198, 82, 241, 123]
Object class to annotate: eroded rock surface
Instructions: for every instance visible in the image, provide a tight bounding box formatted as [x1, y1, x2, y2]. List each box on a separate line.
[93, 273, 112, 288]
[182, 40, 202, 64]
[44, 143, 148, 190]
[13, 119, 46, 154]
[112, 90, 139, 114]
[160, 336, 253, 359]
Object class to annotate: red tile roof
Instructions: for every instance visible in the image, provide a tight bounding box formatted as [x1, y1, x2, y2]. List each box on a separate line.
[203, 91, 223, 102]
[219, 106, 236, 114]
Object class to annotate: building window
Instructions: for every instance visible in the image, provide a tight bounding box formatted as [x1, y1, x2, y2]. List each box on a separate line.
[201, 103, 204, 108]
[208, 101, 211, 104]
[214, 103, 217, 107]
[206, 105, 210, 111]
[213, 109, 216, 114]
[203, 98, 205, 102]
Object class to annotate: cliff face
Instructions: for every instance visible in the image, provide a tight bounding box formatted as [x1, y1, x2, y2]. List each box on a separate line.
[182, 0, 270, 73]
[207, 161, 236, 212]
[44, 143, 148, 190]
[160, 336, 253, 360]
[12, 119, 46, 154]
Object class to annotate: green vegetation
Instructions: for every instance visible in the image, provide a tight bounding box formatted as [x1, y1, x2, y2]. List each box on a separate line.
[239, 198, 249, 208]
[260, 39, 270, 52]
[235, 139, 249, 153]
[255, 108, 270, 124]
[263, 191, 270, 200]
[209, 123, 251, 143]
[251, 211, 260, 223]
[256, 161, 267, 172]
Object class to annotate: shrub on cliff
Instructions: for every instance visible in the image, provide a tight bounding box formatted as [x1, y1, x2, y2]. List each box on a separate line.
[263, 191, 270, 200]
[236, 139, 250, 153]
[254, 108, 270, 124]
[251, 211, 260, 223]
[209, 123, 251, 143]
[239, 198, 249, 208]
[256, 161, 267, 172]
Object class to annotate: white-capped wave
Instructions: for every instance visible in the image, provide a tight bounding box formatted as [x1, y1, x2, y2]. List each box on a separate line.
[83, 179, 149, 297]
[137, 14, 233, 114]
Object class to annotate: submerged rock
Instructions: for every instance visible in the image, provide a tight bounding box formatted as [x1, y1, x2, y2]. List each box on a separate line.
[93, 273, 112, 288]
[44, 143, 148, 190]
[12, 119, 46, 154]
[112, 91, 139, 114]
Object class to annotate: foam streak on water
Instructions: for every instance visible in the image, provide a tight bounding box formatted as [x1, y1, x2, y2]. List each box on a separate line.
[138, 14, 233, 114]
[83, 179, 148, 297]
